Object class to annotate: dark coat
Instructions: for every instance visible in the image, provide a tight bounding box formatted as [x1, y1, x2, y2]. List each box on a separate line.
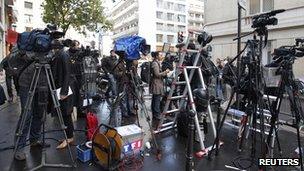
[150, 60, 167, 95]
[101, 55, 117, 74]
[51, 49, 71, 96]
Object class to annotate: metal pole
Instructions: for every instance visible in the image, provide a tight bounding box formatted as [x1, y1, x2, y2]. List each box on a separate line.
[236, 3, 242, 109]
[186, 110, 195, 171]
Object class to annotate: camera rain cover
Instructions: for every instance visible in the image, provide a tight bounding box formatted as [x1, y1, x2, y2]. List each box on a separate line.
[114, 35, 147, 60]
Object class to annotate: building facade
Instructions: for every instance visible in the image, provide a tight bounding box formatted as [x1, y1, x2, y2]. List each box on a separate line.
[204, 0, 304, 77]
[188, 0, 204, 39]
[13, 0, 44, 33]
[110, 0, 190, 51]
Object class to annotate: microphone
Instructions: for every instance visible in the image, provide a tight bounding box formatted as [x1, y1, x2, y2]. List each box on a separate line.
[268, 9, 286, 16]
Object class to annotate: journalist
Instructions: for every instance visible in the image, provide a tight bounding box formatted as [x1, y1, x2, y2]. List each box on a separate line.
[101, 50, 118, 96]
[51, 40, 74, 149]
[150, 52, 170, 122]
[69, 40, 82, 116]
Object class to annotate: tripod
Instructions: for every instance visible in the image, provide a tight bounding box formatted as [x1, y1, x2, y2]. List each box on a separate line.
[208, 27, 271, 162]
[14, 60, 76, 170]
[266, 52, 304, 170]
[112, 59, 162, 158]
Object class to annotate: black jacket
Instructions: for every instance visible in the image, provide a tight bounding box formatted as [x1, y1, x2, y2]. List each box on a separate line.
[51, 49, 71, 96]
[101, 55, 117, 74]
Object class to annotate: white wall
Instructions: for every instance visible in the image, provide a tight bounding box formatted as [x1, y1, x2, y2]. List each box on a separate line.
[14, 0, 45, 33]
[138, 0, 157, 51]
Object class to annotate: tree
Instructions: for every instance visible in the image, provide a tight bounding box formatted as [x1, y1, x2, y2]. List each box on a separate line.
[42, 0, 112, 34]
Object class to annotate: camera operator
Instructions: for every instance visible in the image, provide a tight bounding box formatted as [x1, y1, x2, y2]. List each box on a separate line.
[150, 51, 170, 123]
[14, 51, 50, 161]
[101, 50, 118, 96]
[50, 40, 74, 149]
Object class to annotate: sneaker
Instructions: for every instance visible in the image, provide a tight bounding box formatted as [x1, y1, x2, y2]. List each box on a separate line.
[14, 151, 26, 161]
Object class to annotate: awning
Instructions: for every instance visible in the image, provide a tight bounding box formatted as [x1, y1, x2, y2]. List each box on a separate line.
[6, 29, 18, 44]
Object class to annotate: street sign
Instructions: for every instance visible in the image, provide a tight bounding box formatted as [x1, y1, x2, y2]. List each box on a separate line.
[238, 0, 247, 10]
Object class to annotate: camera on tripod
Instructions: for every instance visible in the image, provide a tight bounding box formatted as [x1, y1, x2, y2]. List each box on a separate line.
[17, 24, 71, 56]
[251, 9, 285, 28]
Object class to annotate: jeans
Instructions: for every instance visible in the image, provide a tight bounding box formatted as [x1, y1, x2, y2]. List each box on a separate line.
[151, 94, 161, 119]
[16, 86, 44, 151]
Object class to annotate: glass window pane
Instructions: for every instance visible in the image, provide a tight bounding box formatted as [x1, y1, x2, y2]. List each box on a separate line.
[263, 0, 274, 12]
[250, 0, 260, 15]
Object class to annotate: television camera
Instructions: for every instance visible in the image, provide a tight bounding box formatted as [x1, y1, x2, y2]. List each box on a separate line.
[251, 9, 285, 29]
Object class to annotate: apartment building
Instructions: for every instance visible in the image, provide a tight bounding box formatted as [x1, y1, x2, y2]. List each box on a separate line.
[111, 0, 189, 51]
[13, 0, 44, 33]
[204, 0, 304, 77]
[188, 0, 204, 41]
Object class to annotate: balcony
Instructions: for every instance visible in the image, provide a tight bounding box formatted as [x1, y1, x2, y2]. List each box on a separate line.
[112, 2, 138, 21]
[113, 13, 139, 30]
[112, 26, 139, 40]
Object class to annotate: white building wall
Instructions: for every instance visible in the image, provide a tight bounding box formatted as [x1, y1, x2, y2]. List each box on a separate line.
[14, 0, 45, 33]
[204, 0, 304, 77]
[138, 0, 156, 51]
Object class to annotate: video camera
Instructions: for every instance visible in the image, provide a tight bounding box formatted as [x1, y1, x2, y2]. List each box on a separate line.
[17, 24, 71, 54]
[114, 36, 151, 61]
[251, 9, 285, 28]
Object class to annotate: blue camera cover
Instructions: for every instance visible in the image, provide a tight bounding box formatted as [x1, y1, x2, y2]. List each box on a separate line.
[114, 36, 147, 60]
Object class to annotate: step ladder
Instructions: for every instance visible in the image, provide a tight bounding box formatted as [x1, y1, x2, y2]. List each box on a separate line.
[155, 31, 217, 152]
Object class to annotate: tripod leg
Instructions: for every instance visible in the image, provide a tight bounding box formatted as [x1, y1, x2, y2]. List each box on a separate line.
[208, 89, 236, 159]
[14, 66, 42, 155]
[44, 66, 76, 166]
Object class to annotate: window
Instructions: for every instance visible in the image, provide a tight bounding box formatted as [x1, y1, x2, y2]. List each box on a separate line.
[263, 0, 274, 12]
[156, 34, 163, 42]
[167, 24, 174, 31]
[156, 11, 163, 19]
[177, 15, 186, 23]
[25, 27, 33, 32]
[177, 4, 185, 12]
[195, 14, 200, 18]
[157, 0, 163, 8]
[167, 2, 174, 10]
[189, 13, 194, 17]
[156, 22, 163, 30]
[167, 35, 174, 43]
[24, 14, 33, 23]
[24, 1, 33, 9]
[178, 25, 186, 32]
[250, 0, 274, 14]
[167, 13, 174, 21]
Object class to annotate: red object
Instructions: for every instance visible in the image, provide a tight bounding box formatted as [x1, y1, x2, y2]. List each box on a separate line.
[86, 112, 98, 140]
[6, 29, 19, 44]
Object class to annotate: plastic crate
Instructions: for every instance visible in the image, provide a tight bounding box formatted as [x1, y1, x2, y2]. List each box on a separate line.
[77, 144, 92, 163]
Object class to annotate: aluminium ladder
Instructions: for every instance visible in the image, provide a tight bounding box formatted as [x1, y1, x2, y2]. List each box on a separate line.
[155, 31, 217, 153]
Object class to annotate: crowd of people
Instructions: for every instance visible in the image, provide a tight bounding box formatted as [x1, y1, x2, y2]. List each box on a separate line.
[0, 37, 236, 162]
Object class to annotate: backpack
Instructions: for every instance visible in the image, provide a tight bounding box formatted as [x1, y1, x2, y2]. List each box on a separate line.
[140, 62, 152, 83]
